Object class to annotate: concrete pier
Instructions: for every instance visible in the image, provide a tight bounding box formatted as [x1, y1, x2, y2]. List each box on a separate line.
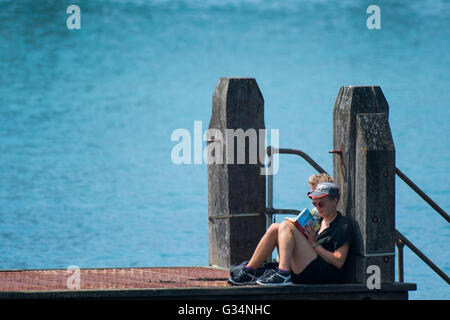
[0, 267, 415, 300]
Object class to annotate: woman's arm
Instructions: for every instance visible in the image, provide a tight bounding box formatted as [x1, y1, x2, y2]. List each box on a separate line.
[314, 244, 349, 269]
[304, 224, 349, 269]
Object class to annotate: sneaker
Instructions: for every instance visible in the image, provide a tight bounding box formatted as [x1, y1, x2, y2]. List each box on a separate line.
[257, 268, 277, 282]
[227, 267, 256, 285]
[256, 269, 292, 286]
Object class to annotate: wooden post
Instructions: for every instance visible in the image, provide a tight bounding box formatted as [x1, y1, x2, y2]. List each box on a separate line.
[333, 86, 389, 221]
[332, 86, 395, 283]
[208, 78, 266, 268]
[355, 113, 396, 283]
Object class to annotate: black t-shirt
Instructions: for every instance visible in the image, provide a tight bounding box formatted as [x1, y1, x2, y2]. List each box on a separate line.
[313, 211, 354, 282]
[291, 211, 354, 284]
[316, 211, 353, 253]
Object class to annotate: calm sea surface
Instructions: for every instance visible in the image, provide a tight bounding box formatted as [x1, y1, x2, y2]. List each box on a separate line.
[0, 0, 449, 299]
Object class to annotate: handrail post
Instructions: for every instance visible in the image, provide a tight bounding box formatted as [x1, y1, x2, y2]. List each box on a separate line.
[395, 237, 405, 283]
[265, 147, 274, 263]
[266, 147, 274, 229]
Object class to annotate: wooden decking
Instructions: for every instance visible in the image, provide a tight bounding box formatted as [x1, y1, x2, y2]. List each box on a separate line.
[0, 266, 229, 291]
[0, 266, 416, 300]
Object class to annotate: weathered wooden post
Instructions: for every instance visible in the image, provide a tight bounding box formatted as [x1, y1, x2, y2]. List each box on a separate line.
[208, 78, 266, 268]
[333, 86, 395, 283]
[355, 113, 396, 283]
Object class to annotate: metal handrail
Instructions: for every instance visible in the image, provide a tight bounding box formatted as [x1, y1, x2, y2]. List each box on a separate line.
[395, 167, 450, 223]
[393, 168, 449, 284]
[267, 147, 328, 174]
[395, 229, 450, 284]
[265, 146, 450, 284]
[265, 146, 327, 228]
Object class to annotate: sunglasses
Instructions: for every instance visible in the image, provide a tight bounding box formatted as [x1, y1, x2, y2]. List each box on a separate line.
[312, 199, 328, 208]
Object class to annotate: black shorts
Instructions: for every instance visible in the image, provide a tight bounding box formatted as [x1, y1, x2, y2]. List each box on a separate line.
[291, 255, 344, 284]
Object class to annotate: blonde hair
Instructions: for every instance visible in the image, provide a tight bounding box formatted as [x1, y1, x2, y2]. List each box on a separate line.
[308, 173, 334, 188]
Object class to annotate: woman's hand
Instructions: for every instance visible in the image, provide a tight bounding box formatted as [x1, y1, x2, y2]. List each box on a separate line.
[304, 224, 317, 246]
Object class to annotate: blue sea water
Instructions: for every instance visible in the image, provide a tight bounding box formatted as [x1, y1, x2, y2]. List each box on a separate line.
[0, 0, 449, 299]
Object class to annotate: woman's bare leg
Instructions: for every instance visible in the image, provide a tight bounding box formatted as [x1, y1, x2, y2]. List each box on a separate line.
[277, 221, 317, 274]
[246, 223, 280, 270]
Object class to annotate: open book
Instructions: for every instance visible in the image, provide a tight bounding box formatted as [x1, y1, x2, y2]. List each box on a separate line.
[286, 208, 321, 236]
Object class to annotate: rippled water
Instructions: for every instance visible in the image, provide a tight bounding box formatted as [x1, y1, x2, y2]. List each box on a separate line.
[0, 0, 448, 299]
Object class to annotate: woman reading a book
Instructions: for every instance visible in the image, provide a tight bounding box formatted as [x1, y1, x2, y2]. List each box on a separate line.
[228, 181, 353, 286]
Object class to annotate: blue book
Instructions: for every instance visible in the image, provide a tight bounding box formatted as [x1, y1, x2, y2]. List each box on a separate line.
[286, 208, 321, 236]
